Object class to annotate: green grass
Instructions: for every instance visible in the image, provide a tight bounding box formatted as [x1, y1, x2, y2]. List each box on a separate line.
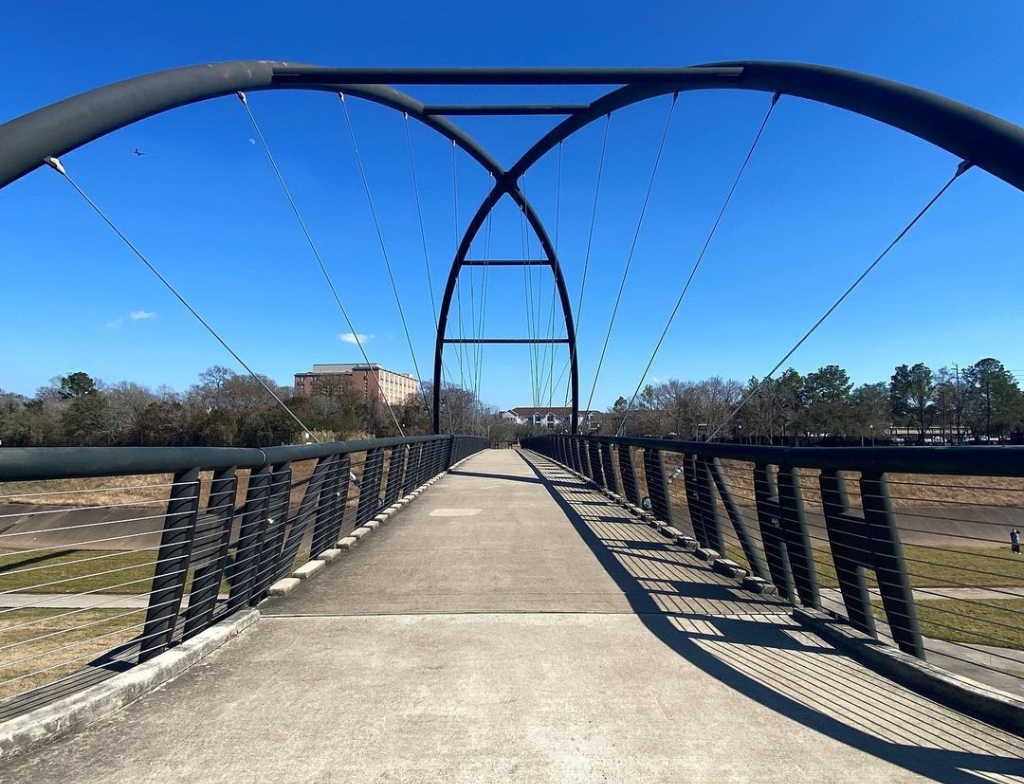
[0, 549, 158, 595]
[0, 543, 318, 597]
[725, 543, 1024, 591]
[875, 598, 1024, 652]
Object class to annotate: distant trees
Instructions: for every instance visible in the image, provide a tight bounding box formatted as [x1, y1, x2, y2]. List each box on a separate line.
[890, 363, 936, 443]
[962, 358, 1024, 440]
[5, 355, 1023, 447]
[0, 367, 498, 447]
[606, 357, 1024, 444]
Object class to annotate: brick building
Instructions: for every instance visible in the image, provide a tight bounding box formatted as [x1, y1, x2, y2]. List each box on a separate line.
[294, 363, 420, 406]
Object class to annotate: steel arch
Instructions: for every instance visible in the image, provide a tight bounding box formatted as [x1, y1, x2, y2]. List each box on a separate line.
[3, 61, 1024, 436]
[0, 61, 577, 435]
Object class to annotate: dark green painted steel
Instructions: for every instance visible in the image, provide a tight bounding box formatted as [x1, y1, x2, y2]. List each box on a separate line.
[182, 467, 237, 640]
[752, 464, 798, 603]
[641, 447, 673, 526]
[617, 445, 641, 506]
[139, 467, 201, 663]
[520, 434, 978, 660]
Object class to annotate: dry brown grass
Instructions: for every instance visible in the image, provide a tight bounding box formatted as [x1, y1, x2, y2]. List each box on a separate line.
[651, 451, 1024, 510]
[0, 608, 141, 702]
[0, 457, 328, 511]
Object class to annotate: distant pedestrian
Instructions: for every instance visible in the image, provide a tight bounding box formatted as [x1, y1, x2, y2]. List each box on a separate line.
[1012, 528, 1020, 555]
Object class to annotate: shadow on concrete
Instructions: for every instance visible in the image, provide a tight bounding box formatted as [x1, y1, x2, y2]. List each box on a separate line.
[446, 470, 543, 485]
[517, 449, 1024, 784]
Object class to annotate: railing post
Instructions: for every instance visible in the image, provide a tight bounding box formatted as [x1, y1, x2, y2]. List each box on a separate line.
[587, 439, 604, 486]
[819, 469, 877, 636]
[777, 467, 820, 609]
[861, 472, 924, 658]
[569, 438, 583, 474]
[383, 445, 408, 508]
[356, 448, 385, 527]
[819, 469, 924, 658]
[641, 447, 674, 526]
[182, 466, 237, 641]
[444, 434, 455, 470]
[600, 442, 619, 495]
[682, 454, 712, 546]
[404, 443, 423, 495]
[139, 466, 201, 662]
[251, 463, 293, 602]
[227, 465, 272, 612]
[709, 458, 768, 578]
[752, 463, 797, 601]
[277, 456, 333, 579]
[617, 444, 642, 507]
[310, 453, 349, 557]
[694, 456, 725, 553]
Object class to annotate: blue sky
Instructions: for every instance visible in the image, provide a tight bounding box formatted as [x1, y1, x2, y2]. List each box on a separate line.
[2, 2, 1023, 411]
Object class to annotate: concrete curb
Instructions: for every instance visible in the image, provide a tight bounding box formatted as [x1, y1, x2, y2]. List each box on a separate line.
[0, 608, 259, 762]
[268, 577, 301, 595]
[793, 606, 1024, 737]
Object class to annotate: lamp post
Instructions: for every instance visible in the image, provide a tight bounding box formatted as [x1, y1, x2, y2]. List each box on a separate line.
[869, 423, 874, 447]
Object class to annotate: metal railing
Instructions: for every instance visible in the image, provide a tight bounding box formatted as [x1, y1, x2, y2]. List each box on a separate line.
[523, 434, 1024, 693]
[0, 434, 487, 717]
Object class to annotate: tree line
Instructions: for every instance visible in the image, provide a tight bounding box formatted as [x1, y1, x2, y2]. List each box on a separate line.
[605, 357, 1024, 444]
[0, 366, 501, 448]
[4, 356, 1020, 448]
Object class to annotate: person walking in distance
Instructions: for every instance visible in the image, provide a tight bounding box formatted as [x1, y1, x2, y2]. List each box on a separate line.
[1012, 528, 1021, 555]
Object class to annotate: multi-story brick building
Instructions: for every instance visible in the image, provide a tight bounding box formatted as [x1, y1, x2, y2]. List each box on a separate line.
[294, 363, 420, 406]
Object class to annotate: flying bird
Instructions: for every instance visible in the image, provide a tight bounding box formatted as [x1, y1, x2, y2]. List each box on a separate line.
[133, 148, 146, 156]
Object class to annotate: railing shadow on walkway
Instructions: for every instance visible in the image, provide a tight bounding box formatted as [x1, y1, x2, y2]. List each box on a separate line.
[517, 449, 1024, 784]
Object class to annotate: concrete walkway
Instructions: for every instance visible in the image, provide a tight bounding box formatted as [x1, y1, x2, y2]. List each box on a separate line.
[2, 449, 1023, 783]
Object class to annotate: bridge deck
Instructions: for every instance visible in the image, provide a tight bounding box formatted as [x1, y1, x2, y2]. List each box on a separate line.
[3, 449, 1023, 783]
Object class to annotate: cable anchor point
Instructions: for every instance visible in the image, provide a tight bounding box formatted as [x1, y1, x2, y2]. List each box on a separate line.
[43, 156, 67, 176]
[236, 91, 248, 105]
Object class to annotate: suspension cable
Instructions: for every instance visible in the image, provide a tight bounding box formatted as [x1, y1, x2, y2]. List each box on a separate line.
[474, 173, 495, 400]
[708, 158, 974, 441]
[563, 113, 612, 410]
[44, 156, 319, 442]
[585, 95, 677, 414]
[339, 94, 431, 418]
[617, 93, 781, 433]
[519, 176, 541, 406]
[238, 92, 404, 436]
[541, 141, 564, 409]
[451, 140, 467, 389]
[404, 113, 438, 332]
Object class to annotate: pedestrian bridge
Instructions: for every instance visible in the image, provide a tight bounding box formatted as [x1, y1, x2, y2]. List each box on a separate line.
[1, 443, 1023, 782]
[3, 61, 1024, 781]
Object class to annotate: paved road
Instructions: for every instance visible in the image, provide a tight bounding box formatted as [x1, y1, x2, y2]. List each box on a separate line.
[2, 449, 1022, 783]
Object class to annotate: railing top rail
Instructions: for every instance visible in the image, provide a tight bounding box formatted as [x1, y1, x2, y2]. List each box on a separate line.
[0, 434, 468, 481]
[535, 435, 1024, 477]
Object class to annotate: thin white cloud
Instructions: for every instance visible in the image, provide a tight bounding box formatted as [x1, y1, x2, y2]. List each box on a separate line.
[106, 319, 123, 329]
[130, 310, 156, 321]
[340, 332, 374, 344]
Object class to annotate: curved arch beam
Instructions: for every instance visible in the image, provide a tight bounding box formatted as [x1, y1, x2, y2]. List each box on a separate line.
[0, 62, 513, 191]
[441, 60, 1024, 436]
[0, 61, 576, 437]
[5, 60, 1024, 436]
[432, 184, 579, 434]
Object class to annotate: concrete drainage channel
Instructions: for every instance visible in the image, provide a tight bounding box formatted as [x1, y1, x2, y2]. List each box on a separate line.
[545, 455, 1024, 739]
[0, 462, 466, 762]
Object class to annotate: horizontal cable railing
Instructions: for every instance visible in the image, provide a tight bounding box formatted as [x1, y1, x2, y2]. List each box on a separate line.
[0, 434, 487, 719]
[523, 434, 1024, 696]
